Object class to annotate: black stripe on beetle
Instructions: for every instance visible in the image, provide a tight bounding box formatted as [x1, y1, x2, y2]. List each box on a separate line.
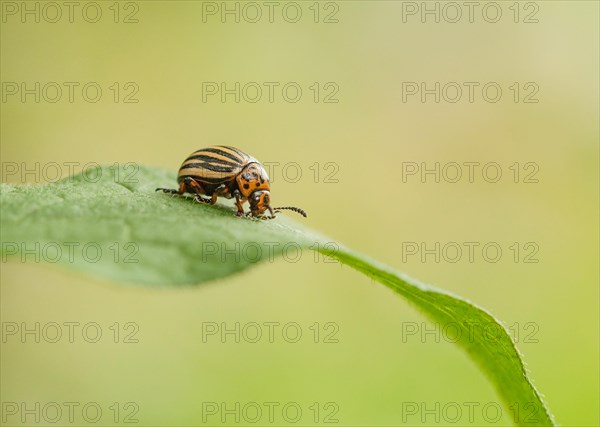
[197, 147, 246, 163]
[186, 154, 240, 167]
[180, 162, 238, 173]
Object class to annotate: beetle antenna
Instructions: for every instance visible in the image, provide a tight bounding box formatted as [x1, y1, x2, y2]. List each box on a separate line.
[272, 206, 307, 218]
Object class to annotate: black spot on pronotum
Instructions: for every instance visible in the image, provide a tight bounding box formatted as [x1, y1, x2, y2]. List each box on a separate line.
[243, 183, 250, 190]
[255, 182, 260, 187]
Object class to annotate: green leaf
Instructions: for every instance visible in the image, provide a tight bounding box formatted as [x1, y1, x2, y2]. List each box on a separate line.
[0, 165, 555, 426]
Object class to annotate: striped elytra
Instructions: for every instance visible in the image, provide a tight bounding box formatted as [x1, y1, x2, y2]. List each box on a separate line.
[178, 146, 253, 186]
[156, 146, 307, 220]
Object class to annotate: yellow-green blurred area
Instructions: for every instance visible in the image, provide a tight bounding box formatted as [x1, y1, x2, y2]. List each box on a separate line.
[1, 1, 598, 426]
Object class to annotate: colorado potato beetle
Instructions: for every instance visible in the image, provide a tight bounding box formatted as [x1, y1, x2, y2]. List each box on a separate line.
[156, 146, 307, 219]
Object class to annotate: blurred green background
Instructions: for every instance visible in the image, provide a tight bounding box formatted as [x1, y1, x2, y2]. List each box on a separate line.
[1, 1, 598, 426]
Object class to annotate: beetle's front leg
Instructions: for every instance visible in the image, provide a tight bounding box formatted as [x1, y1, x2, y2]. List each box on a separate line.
[246, 212, 275, 220]
[233, 190, 246, 216]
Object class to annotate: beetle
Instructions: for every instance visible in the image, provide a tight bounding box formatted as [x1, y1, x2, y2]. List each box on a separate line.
[156, 146, 307, 219]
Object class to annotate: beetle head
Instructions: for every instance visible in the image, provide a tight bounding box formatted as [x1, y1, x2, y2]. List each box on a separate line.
[249, 190, 274, 218]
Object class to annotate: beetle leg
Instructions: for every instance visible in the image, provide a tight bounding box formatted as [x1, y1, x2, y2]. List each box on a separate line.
[166, 177, 206, 204]
[258, 214, 275, 220]
[173, 178, 208, 204]
[156, 180, 187, 196]
[195, 195, 214, 204]
[156, 188, 178, 194]
[209, 184, 230, 205]
[213, 184, 228, 195]
[235, 200, 246, 216]
[182, 177, 204, 194]
[233, 190, 245, 216]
